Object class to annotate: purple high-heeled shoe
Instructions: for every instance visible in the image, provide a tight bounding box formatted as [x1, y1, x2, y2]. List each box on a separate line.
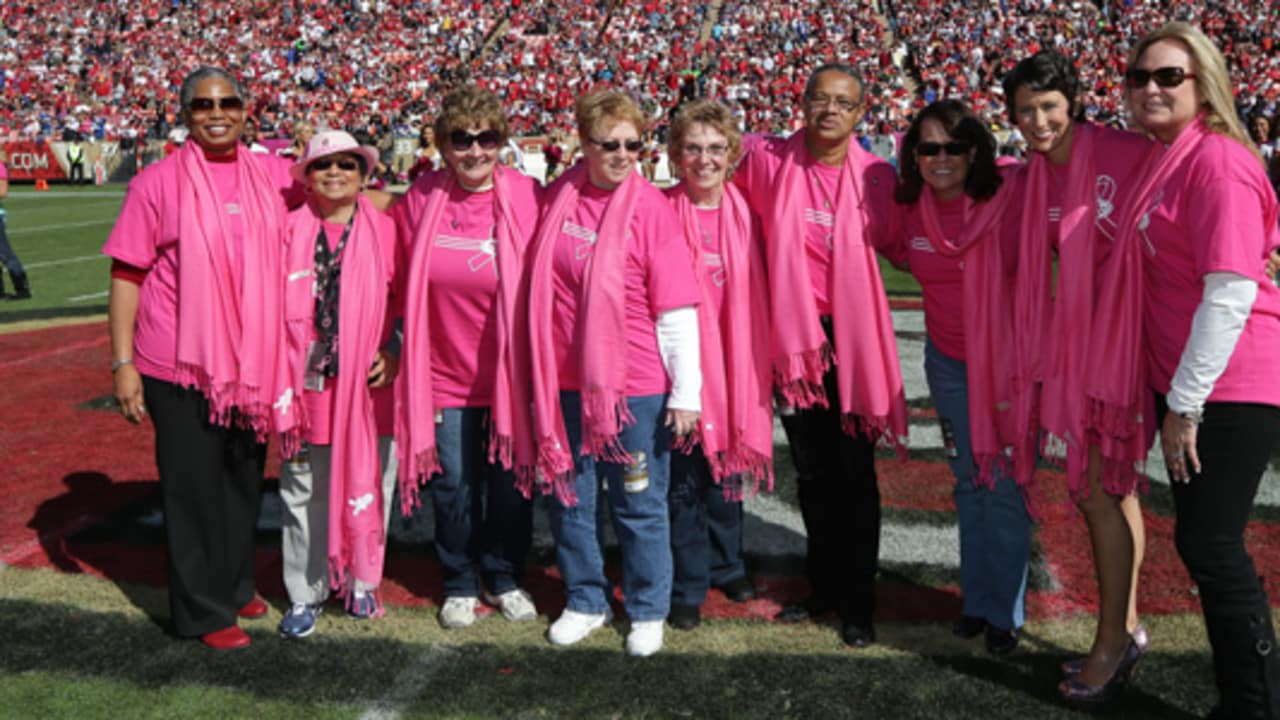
[1060, 623, 1149, 676]
[1058, 637, 1143, 704]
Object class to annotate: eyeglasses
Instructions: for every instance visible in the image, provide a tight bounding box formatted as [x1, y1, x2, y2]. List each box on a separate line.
[308, 158, 362, 173]
[588, 137, 644, 153]
[188, 96, 245, 113]
[805, 94, 861, 114]
[681, 143, 730, 158]
[449, 129, 501, 150]
[916, 141, 972, 157]
[1125, 66, 1195, 89]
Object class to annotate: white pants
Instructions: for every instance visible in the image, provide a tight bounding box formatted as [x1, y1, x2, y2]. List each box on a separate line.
[280, 436, 398, 604]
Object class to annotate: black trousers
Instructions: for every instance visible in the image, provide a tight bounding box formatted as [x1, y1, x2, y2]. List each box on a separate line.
[1161, 397, 1280, 718]
[143, 376, 265, 637]
[779, 340, 880, 628]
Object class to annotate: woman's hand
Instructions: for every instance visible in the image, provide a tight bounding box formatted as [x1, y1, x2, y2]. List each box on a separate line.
[367, 349, 399, 389]
[665, 408, 700, 438]
[1161, 411, 1201, 484]
[114, 364, 146, 423]
[1265, 247, 1280, 283]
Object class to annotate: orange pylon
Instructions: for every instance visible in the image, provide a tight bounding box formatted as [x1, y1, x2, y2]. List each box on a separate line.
[34, 178, 49, 191]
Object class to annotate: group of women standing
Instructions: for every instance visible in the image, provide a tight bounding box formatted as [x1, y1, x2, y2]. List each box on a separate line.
[105, 19, 1278, 715]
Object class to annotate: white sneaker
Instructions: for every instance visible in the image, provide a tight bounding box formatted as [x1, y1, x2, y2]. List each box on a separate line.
[548, 608, 611, 646]
[626, 620, 664, 657]
[483, 588, 537, 622]
[439, 596, 478, 629]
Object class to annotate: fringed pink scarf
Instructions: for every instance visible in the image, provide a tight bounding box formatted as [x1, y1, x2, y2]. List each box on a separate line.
[671, 183, 774, 498]
[173, 143, 299, 452]
[395, 166, 531, 513]
[285, 194, 390, 617]
[767, 132, 908, 451]
[917, 183, 1017, 488]
[525, 163, 644, 504]
[1014, 123, 1166, 500]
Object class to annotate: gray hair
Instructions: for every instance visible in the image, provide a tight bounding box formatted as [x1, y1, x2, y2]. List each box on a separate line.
[179, 67, 245, 114]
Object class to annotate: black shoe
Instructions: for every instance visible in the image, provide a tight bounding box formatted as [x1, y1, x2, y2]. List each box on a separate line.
[841, 622, 876, 649]
[952, 615, 987, 639]
[7, 274, 30, 300]
[718, 576, 757, 603]
[668, 605, 701, 631]
[985, 625, 1019, 656]
[774, 596, 833, 623]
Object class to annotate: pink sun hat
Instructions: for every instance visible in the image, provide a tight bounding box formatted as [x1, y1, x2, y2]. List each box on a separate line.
[289, 130, 380, 185]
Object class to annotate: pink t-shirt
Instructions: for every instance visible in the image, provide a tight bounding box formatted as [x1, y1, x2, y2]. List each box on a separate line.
[393, 170, 541, 408]
[892, 194, 968, 359]
[103, 151, 294, 383]
[287, 207, 399, 444]
[1141, 132, 1280, 407]
[551, 179, 700, 396]
[735, 133, 896, 315]
[0, 163, 8, 180]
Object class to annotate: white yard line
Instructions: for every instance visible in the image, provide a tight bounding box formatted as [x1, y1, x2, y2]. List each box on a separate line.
[357, 646, 457, 720]
[9, 219, 115, 235]
[23, 254, 108, 269]
[68, 290, 109, 302]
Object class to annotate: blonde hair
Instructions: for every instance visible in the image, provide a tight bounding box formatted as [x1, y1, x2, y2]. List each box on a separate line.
[434, 85, 510, 147]
[575, 89, 647, 141]
[668, 100, 743, 179]
[1127, 22, 1260, 160]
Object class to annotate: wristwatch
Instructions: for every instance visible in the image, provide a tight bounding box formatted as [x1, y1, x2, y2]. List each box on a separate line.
[1176, 408, 1204, 425]
[111, 358, 134, 373]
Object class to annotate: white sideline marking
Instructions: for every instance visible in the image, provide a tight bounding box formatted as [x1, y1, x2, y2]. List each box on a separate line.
[358, 646, 456, 720]
[23, 254, 108, 269]
[9, 190, 125, 198]
[69, 290, 109, 302]
[9, 219, 115, 235]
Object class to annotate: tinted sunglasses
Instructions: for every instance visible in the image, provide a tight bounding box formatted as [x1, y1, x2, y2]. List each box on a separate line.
[449, 129, 501, 150]
[1125, 66, 1195, 89]
[916, 141, 972, 157]
[188, 96, 245, 112]
[589, 137, 644, 153]
[308, 158, 362, 173]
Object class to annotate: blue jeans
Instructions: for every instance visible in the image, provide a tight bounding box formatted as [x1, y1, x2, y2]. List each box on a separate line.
[924, 340, 1030, 631]
[668, 448, 746, 607]
[429, 407, 533, 598]
[547, 392, 672, 621]
[0, 212, 27, 281]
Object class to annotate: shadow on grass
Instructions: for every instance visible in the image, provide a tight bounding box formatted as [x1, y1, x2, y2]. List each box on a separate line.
[0, 598, 1209, 720]
[0, 304, 108, 323]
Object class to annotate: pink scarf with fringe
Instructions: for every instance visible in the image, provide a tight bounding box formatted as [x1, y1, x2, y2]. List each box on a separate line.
[395, 166, 531, 512]
[526, 163, 644, 503]
[671, 183, 774, 498]
[174, 142, 298, 451]
[916, 182, 1017, 488]
[1014, 123, 1166, 499]
[285, 195, 390, 617]
[768, 132, 908, 450]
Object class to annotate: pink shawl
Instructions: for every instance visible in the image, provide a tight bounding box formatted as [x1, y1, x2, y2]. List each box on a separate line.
[1014, 123, 1167, 499]
[916, 182, 1017, 488]
[284, 194, 391, 616]
[671, 183, 774, 497]
[395, 166, 532, 513]
[525, 163, 644, 503]
[173, 142, 298, 450]
[767, 132, 908, 450]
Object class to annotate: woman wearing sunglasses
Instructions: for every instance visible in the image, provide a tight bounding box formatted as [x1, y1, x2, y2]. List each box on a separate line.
[279, 131, 401, 635]
[1126, 24, 1280, 718]
[392, 86, 541, 631]
[104, 66, 301, 650]
[527, 89, 701, 657]
[1002, 51, 1159, 702]
[662, 100, 772, 632]
[888, 100, 1029, 657]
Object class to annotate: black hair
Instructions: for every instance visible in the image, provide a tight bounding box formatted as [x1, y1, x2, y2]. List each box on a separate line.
[895, 99, 1002, 204]
[1001, 50, 1080, 122]
[803, 63, 864, 103]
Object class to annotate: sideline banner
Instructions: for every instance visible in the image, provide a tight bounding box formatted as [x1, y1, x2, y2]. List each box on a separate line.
[4, 141, 68, 180]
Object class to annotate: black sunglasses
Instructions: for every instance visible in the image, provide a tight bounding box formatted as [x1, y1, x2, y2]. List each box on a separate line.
[449, 129, 501, 150]
[589, 137, 644, 153]
[188, 96, 245, 113]
[308, 158, 362, 173]
[1125, 66, 1195, 89]
[916, 141, 972, 157]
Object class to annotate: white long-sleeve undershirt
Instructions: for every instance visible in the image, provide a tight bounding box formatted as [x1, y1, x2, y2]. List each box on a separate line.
[1165, 271, 1258, 416]
[655, 305, 702, 412]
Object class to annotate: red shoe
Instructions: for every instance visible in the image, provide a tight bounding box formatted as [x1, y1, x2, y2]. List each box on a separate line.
[201, 626, 251, 650]
[238, 597, 269, 619]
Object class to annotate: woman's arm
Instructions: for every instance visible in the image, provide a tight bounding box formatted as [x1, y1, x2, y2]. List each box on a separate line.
[109, 277, 146, 423]
[656, 305, 701, 436]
